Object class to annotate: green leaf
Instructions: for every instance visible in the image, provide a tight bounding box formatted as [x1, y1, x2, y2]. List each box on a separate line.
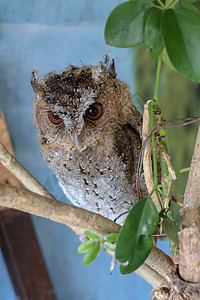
[161, 8, 200, 82]
[162, 47, 176, 70]
[104, 0, 153, 48]
[103, 233, 119, 243]
[82, 244, 100, 266]
[102, 242, 116, 252]
[85, 230, 100, 241]
[143, 7, 155, 30]
[116, 198, 159, 274]
[77, 240, 96, 253]
[144, 8, 164, 59]
[184, 0, 200, 2]
[179, 2, 199, 12]
[162, 216, 179, 245]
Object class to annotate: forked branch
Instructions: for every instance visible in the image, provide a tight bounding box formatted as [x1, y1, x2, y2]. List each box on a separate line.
[0, 142, 173, 288]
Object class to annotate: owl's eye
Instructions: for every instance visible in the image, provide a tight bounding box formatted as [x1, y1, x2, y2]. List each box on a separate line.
[85, 103, 103, 121]
[47, 111, 63, 125]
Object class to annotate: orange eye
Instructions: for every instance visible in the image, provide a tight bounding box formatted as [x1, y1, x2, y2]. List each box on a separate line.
[85, 103, 103, 121]
[47, 111, 63, 125]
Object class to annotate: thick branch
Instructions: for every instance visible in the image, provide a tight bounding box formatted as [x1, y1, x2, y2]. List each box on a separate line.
[0, 183, 119, 236]
[0, 110, 22, 210]
[136, 263, 167, 288]
[0, 184, 173, 284]
[180, 125, 200, 228]
[179, 125, 200, 284]
[178, 227, 200, 283]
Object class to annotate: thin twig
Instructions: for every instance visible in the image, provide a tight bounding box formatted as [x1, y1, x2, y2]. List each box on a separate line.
[171, 196, 183, 207]
[156, 138, 176, 181]
[137, 117, 200, 198]
[156, 138, 175, 209]
[164, 175, 173, 209]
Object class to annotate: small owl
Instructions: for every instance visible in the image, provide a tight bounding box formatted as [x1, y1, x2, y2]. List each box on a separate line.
[31, 56, 143, 224]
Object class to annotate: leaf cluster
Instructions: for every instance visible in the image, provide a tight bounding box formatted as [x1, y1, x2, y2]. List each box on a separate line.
[78, 231, 118, 266]
[78, 198, 179, 274]
[105, 0, 200, 82]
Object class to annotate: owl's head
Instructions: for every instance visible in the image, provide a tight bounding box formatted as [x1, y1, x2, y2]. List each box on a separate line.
[31, 56, 136, 153]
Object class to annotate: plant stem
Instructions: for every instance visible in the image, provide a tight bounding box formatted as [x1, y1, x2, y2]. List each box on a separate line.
[148, 102, 158, 187]
[175, 167, 190, 175]
[167, 0, 179, 9]
[148, 52, 163, 187]
[157, 0, 165, 8]
[153, 51, 163, 102]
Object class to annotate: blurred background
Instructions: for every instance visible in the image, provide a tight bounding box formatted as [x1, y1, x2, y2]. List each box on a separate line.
[0, 1, 199, 299]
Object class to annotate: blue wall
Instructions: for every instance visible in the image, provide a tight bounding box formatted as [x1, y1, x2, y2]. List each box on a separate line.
[0, 1, 169, 299]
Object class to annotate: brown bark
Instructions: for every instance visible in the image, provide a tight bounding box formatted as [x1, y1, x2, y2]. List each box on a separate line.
[0, 110, 22, 209]
[178, 227, 200, 283]
[180, 125, 200, 229]
[179, 125, 200, 284]
[0, 141, 53, 200]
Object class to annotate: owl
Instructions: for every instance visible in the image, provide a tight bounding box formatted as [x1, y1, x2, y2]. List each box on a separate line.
[31, 56, 144, 224]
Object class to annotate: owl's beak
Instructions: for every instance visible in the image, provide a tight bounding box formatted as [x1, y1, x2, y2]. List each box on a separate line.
[72, 131, 81, 149]
[68, 130, 83, 150]
[63, 118, 84, 150]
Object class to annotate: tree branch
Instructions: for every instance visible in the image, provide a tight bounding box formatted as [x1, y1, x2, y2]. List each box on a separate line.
[0, 141, 174, 287]
[0, 183, 120, 236]
[0, 142, 53, 199]
[178, 227, 200, 283]
[0, 183, 173, 285]
[180, 125, 200, 228]
[179, 125, 200, 283]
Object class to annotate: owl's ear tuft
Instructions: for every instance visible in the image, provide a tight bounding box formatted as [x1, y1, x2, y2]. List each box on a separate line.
[108, 59, 116, 79]
[101, 55, 116, 79]
[31, 70, 46, 92]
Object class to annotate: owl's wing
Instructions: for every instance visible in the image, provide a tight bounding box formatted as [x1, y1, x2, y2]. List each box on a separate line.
[114, 122, 142, 187]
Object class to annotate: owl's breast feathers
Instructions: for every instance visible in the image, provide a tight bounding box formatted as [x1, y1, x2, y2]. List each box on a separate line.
[48, 122, 142, 224]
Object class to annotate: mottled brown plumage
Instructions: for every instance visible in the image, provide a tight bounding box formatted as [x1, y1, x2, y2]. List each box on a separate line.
[31, 56, 144, 224]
